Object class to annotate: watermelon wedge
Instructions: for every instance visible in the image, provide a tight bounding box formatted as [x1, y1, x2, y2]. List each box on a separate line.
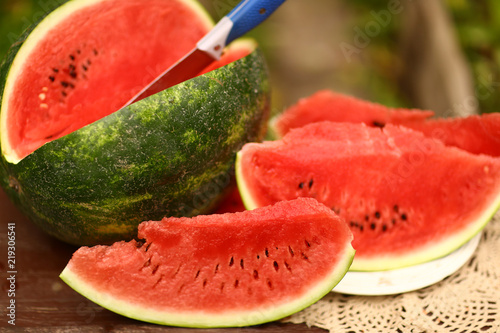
[236, 121, 500, 271]
[270, 90, 500, 157]
[60, 198, 355, 327]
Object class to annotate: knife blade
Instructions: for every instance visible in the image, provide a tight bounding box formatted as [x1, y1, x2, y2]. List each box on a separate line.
[125, 0, 287, 106]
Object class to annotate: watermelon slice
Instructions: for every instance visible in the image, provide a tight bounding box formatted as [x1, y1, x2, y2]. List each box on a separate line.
[60, 198, 355, 327]
[236, 121, 500, 271]
[270, 90, 500, 157]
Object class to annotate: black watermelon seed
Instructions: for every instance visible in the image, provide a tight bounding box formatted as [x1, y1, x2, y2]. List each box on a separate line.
[253, 270, 259, 279]
[373, 121, 385, 128]
[229, 257, 234, 266]
[288, 246, 294, 257]
[401, 213, 408, 221]
[308, 179, 314, 188]
[69, 71, 77, 79]
[382, 224, 388, 232]
[298, 182, 304, 189]
[393, 205, 399, 213]
[61, 91, 67, 97]
[374, 211, 381, 219]
[52, 68, 59, 73]
[82, 64, 88, 71]
[360, 225, 364, 232]
[265, 248, 269, 257]
[143, 258, 151, 268]
[370, 223, 376, 230]
[69, 54, 75, 61]
[273, 261, 279, 271]
[154, 275, 163, 289]
[240, 259, 244, 269]
[365, 215, 370, 221]
[49, 76, 55, 82]
[234, 280, 239, 288]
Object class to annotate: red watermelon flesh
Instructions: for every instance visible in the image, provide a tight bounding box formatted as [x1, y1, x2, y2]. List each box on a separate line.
[1, 0, 251, 163]
[212, 186, 246, 214]
[237, 121, 500, 271]
[60, 198, 355, 327]
[271, 90, 500, 157]
[406, 114, 500, 157]
[270, 90, 434, 136]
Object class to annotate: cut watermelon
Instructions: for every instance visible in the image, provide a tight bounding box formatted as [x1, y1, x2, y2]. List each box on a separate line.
[1, 0, 213, 163]
[269, 90, 434, 138]
[60, 198, 355, 327]
[270, 90, 500, 157]
[237, 121, 500, 271]
[0, 0, 271, 245]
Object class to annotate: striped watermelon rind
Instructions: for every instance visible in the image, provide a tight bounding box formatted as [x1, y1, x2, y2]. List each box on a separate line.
[0, 0, 270, 245]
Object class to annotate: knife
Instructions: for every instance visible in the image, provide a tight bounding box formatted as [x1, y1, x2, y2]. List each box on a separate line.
[126, 0, 287, 106]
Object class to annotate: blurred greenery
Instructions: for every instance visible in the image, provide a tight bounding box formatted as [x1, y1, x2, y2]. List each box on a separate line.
[0, 0, 499, 113]
[343, 0, 500, 113]
[0, 0, 36, 59]
[445, 0, 500, 113]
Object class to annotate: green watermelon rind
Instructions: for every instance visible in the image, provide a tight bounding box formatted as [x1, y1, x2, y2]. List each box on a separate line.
[0, 0, 270, 246]
[235, 144, 500, 272]
[235, 147, 263, 211]
[60, 245, 354, 327]
[0, 43, 270, 246]
[349, 192, 500, 271]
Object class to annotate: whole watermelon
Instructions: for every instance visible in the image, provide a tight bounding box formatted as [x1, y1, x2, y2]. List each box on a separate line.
[0, 0, 270, 245]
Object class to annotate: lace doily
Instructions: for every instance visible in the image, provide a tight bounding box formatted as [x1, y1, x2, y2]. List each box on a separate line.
[285, 212, 500, 332]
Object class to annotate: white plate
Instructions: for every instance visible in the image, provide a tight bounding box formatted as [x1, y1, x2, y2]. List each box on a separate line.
[332, 232, 482, 296]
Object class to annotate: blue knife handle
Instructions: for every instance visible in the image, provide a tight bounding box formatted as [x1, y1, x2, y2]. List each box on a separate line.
[225, 0, 287, 44]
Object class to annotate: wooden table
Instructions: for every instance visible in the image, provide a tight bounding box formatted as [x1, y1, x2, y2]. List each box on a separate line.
[0, 188, 325, 332]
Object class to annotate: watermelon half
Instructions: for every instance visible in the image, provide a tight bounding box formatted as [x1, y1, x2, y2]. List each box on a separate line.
[236, 121, 500, 271]
[60, 198, 355, 327]
[270, 90, 500, 157]
[0, 0, 270, 245]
